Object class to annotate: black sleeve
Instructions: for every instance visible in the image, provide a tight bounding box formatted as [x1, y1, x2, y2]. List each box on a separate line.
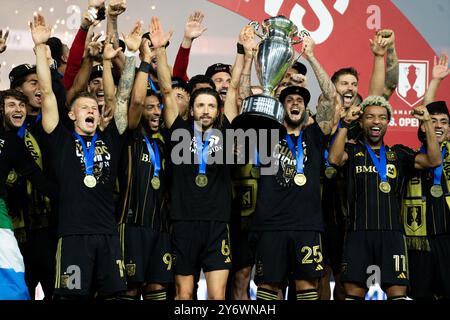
[51, 68, 71, 129]
[7, 135, 57, 199]
[393, 144, 416, 175]
[169, 116, 188, 132]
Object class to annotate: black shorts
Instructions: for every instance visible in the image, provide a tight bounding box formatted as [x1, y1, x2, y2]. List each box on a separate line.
[18, 226, 56, 298]
[171, 221, 232, 275]
[252, 230, 325, 285]
[119, 223, 173, 284]
[429, 234, 450, 298]
[408, 249, 433, 299]
[54, 234, 127, 296]
[341, 230, 409, 287]
[229, 215, 255, 271]
[322, 222, 345, 275]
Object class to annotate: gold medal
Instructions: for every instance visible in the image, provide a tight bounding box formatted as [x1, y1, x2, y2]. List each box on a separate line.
[294, 173, 307, 186]
[325, 166, 337, 179]
[379, 181, 391, 193]
[151, 176, 160, 190]
[195, 174, 208, 188]
[430, 185, 443, 198]
[251, 166, 260, 179]
[84, 175, 97, 188]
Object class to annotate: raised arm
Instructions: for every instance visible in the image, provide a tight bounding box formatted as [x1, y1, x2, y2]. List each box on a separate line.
[102, 35, 122, 131]
[238, 26, 257, 102]
[149, 17, 176, 129]
[368, 32, 388, 96]
[328, 104, 361, 166]
[413, 105, 442, 169]
[302, 36, 336, 134]
[224, 25, 252, 122]
[0, 28, 9, 54]
[128, 38, 153, 129]
[106, 0, 127, 75]
[173, 11, 207, 81]
[66, 34, 101, 105]
[112, 21, 141, 134]
[31, 13, 58, 134]
[382, 30, 399, 99]
[423, 54, 450, 106]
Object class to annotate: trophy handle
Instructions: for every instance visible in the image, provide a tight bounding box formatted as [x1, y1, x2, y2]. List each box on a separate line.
[291, 30, 310, 45]
[249, 21, 265, 39]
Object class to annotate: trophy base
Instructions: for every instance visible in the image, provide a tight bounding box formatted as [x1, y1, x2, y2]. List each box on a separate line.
[232, 95, 286, 137]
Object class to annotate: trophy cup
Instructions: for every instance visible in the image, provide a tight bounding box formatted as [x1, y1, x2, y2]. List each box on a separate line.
[232, 16, 309, 134]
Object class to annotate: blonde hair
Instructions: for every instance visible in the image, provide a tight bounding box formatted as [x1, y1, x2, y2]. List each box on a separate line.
[360, 95, 393, 120]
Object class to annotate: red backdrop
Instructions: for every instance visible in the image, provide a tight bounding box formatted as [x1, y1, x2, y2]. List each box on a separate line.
[208, 0, 450, 149]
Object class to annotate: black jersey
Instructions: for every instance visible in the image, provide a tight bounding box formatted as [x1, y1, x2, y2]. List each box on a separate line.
[168, 116, 232, 222]
[0, 130, 54, 204]
[419, 143, 450, 235]
[252, 121, 328, 231]
[45, 122, 124, 236]
[117, 128, 170, 232]
[345, 140, 416, 231]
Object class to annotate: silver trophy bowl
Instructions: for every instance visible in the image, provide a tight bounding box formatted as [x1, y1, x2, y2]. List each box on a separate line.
[232, 16, 308, 133]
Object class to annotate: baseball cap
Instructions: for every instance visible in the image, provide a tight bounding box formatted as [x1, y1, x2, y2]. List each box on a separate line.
[279, 86, 311, 106]
[291, 61, 307, 76]
[205, 63, 231, 79]
[171, 77, 190, 93]
[89, 64, 104, 82]
[9, 64, 36, 89]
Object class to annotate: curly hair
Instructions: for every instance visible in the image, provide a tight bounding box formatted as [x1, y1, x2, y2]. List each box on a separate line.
[360, 95, 393, 120]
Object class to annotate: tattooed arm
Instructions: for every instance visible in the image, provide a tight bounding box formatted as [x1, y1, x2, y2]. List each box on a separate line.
[238, 26, 257, 101]
[382, 30, 398, 99]
[113, 21, 141, 134]
[303, 36, 336, 135]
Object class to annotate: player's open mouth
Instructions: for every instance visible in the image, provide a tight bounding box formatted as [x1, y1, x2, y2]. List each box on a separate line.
[371, 126, 381, 136]
[435, 130, 443, 137]
[35, 92, 42, 103]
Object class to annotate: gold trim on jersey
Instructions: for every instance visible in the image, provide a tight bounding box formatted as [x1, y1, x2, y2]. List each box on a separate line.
[55, 237, 62, 289]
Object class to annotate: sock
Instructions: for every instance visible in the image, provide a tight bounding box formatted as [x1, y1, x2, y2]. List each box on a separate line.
[143, 289, 167, 300]
[116, 293, 138, 300]
[388, 295, 407, 300]
[345, 294, 364, 300]
[256, 287, 279, 300]
[296, 289, 319, 300]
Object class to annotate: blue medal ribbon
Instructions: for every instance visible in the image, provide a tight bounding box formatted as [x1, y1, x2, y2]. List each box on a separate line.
[324, 123, 340, 167]
[365, 143, 387, 182]
[194, 128, 213, 175]
[286, 131, 304, 174]
[433, 146, 447, 186]
[143, 135, 161, 178]
[16, 113, 42, 139]
[253, 145, 260, 168]
[148, 76, 164, 110]
[73, 132, 98, 176]
[419, 144, 447, 186]
[419, 145, 447, 185]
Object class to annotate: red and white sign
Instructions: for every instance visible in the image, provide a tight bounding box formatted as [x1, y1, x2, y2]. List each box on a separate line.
[208, 0, 450, 149]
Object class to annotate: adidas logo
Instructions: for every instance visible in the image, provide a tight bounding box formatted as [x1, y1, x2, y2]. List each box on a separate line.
[225, 257, 231, 263]
[397, 272, 407, 279]
[315, 264, 323, 271]
[356, 152, 365, 157]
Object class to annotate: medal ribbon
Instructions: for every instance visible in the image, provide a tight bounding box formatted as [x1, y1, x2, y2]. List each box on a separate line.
[194, 129, 213, 176]
[419, 144, 447, 186]
[365, 143, 387, 183]
[144, 135, 161, 178]
[73, 132, 98, 176]
[286, 131, 304, 174]
[253, 145, 260, 168]
[324, 122, 340, 167]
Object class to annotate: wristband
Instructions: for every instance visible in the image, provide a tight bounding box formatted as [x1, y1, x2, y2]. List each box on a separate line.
[339, 119, 352, 129]
[237, 43, 245, 55]
[138, 61, 151, 74]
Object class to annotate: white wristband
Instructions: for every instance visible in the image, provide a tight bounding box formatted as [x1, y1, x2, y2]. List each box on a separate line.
[124, 48, 136, 57]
